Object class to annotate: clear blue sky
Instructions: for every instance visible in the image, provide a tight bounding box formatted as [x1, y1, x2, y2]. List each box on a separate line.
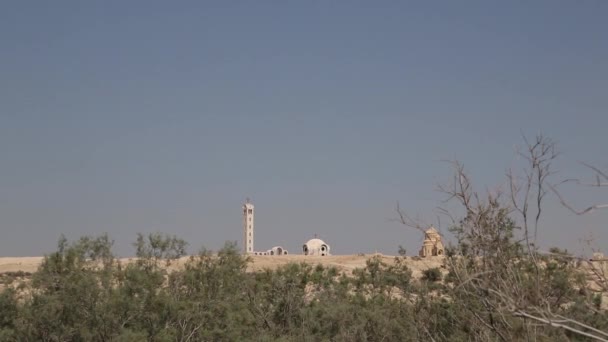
[1, 1, 607, 257]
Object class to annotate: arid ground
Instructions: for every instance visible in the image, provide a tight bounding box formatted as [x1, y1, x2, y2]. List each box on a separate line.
[0, 254, 444, 277]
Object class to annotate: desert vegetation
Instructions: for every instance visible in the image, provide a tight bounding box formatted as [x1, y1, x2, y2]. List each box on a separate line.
[0, 231, 605, 341]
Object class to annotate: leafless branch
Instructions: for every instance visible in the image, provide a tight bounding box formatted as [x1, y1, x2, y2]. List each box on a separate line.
[394, 202, 428, 234]
[551, 161, 608, 215]
[582, 162, 608, 183]
[550, 184, 608, 215]
[513, 311, 608, 342]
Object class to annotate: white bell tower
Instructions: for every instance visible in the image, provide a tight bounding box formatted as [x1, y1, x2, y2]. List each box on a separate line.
[243, 198, 254, 254]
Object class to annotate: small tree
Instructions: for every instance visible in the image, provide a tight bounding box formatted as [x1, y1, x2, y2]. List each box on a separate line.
[421, 268, 442, 282]
[133, 232, 188, 268]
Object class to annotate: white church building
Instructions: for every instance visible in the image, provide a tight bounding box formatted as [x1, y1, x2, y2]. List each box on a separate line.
[241, 199, 330, 256]
[242, 199, 288, 256]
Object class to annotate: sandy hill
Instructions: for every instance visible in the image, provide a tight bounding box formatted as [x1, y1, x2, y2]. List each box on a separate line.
[246, 254, 444, 278]
[0, 254, 444, 278]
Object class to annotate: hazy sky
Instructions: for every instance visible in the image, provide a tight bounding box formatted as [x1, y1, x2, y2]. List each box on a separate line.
[1, 1, 607, 257]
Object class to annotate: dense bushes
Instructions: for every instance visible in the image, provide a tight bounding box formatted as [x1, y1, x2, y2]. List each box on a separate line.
[0, 231, 606, 341]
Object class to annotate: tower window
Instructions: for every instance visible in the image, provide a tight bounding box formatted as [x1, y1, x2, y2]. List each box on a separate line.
[248, 209, 252, 214]
[249, 217, 252, 221]
[249, 240, 251, 244]
[249, 225, 251, 229]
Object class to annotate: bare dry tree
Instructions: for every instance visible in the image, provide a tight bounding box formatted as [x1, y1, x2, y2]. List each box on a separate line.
[508, 133, 558, 253]
[445, 153, 608, 340]
[396, 134, 608, 341]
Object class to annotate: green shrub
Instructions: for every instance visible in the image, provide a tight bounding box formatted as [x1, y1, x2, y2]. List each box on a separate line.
[422, 267, 442, 282]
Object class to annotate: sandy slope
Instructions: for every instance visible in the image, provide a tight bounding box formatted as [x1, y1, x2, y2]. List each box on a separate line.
[247, 254, 444, 277]
[0, 257, 44, 273]
[0, 254, 444, 277]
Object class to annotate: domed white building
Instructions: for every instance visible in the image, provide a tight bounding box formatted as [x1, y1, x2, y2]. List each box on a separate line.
[269, 246, 288, 256]
[253, 246, 288, 256]
[303, 238, 330, 256]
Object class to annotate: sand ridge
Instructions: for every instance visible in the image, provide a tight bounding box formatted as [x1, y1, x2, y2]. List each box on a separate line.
[0, 254, 445, 277]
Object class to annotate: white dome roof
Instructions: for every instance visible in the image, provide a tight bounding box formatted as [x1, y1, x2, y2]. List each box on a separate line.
[305, 238, 327, 248]
[303, 238, 330, 256]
